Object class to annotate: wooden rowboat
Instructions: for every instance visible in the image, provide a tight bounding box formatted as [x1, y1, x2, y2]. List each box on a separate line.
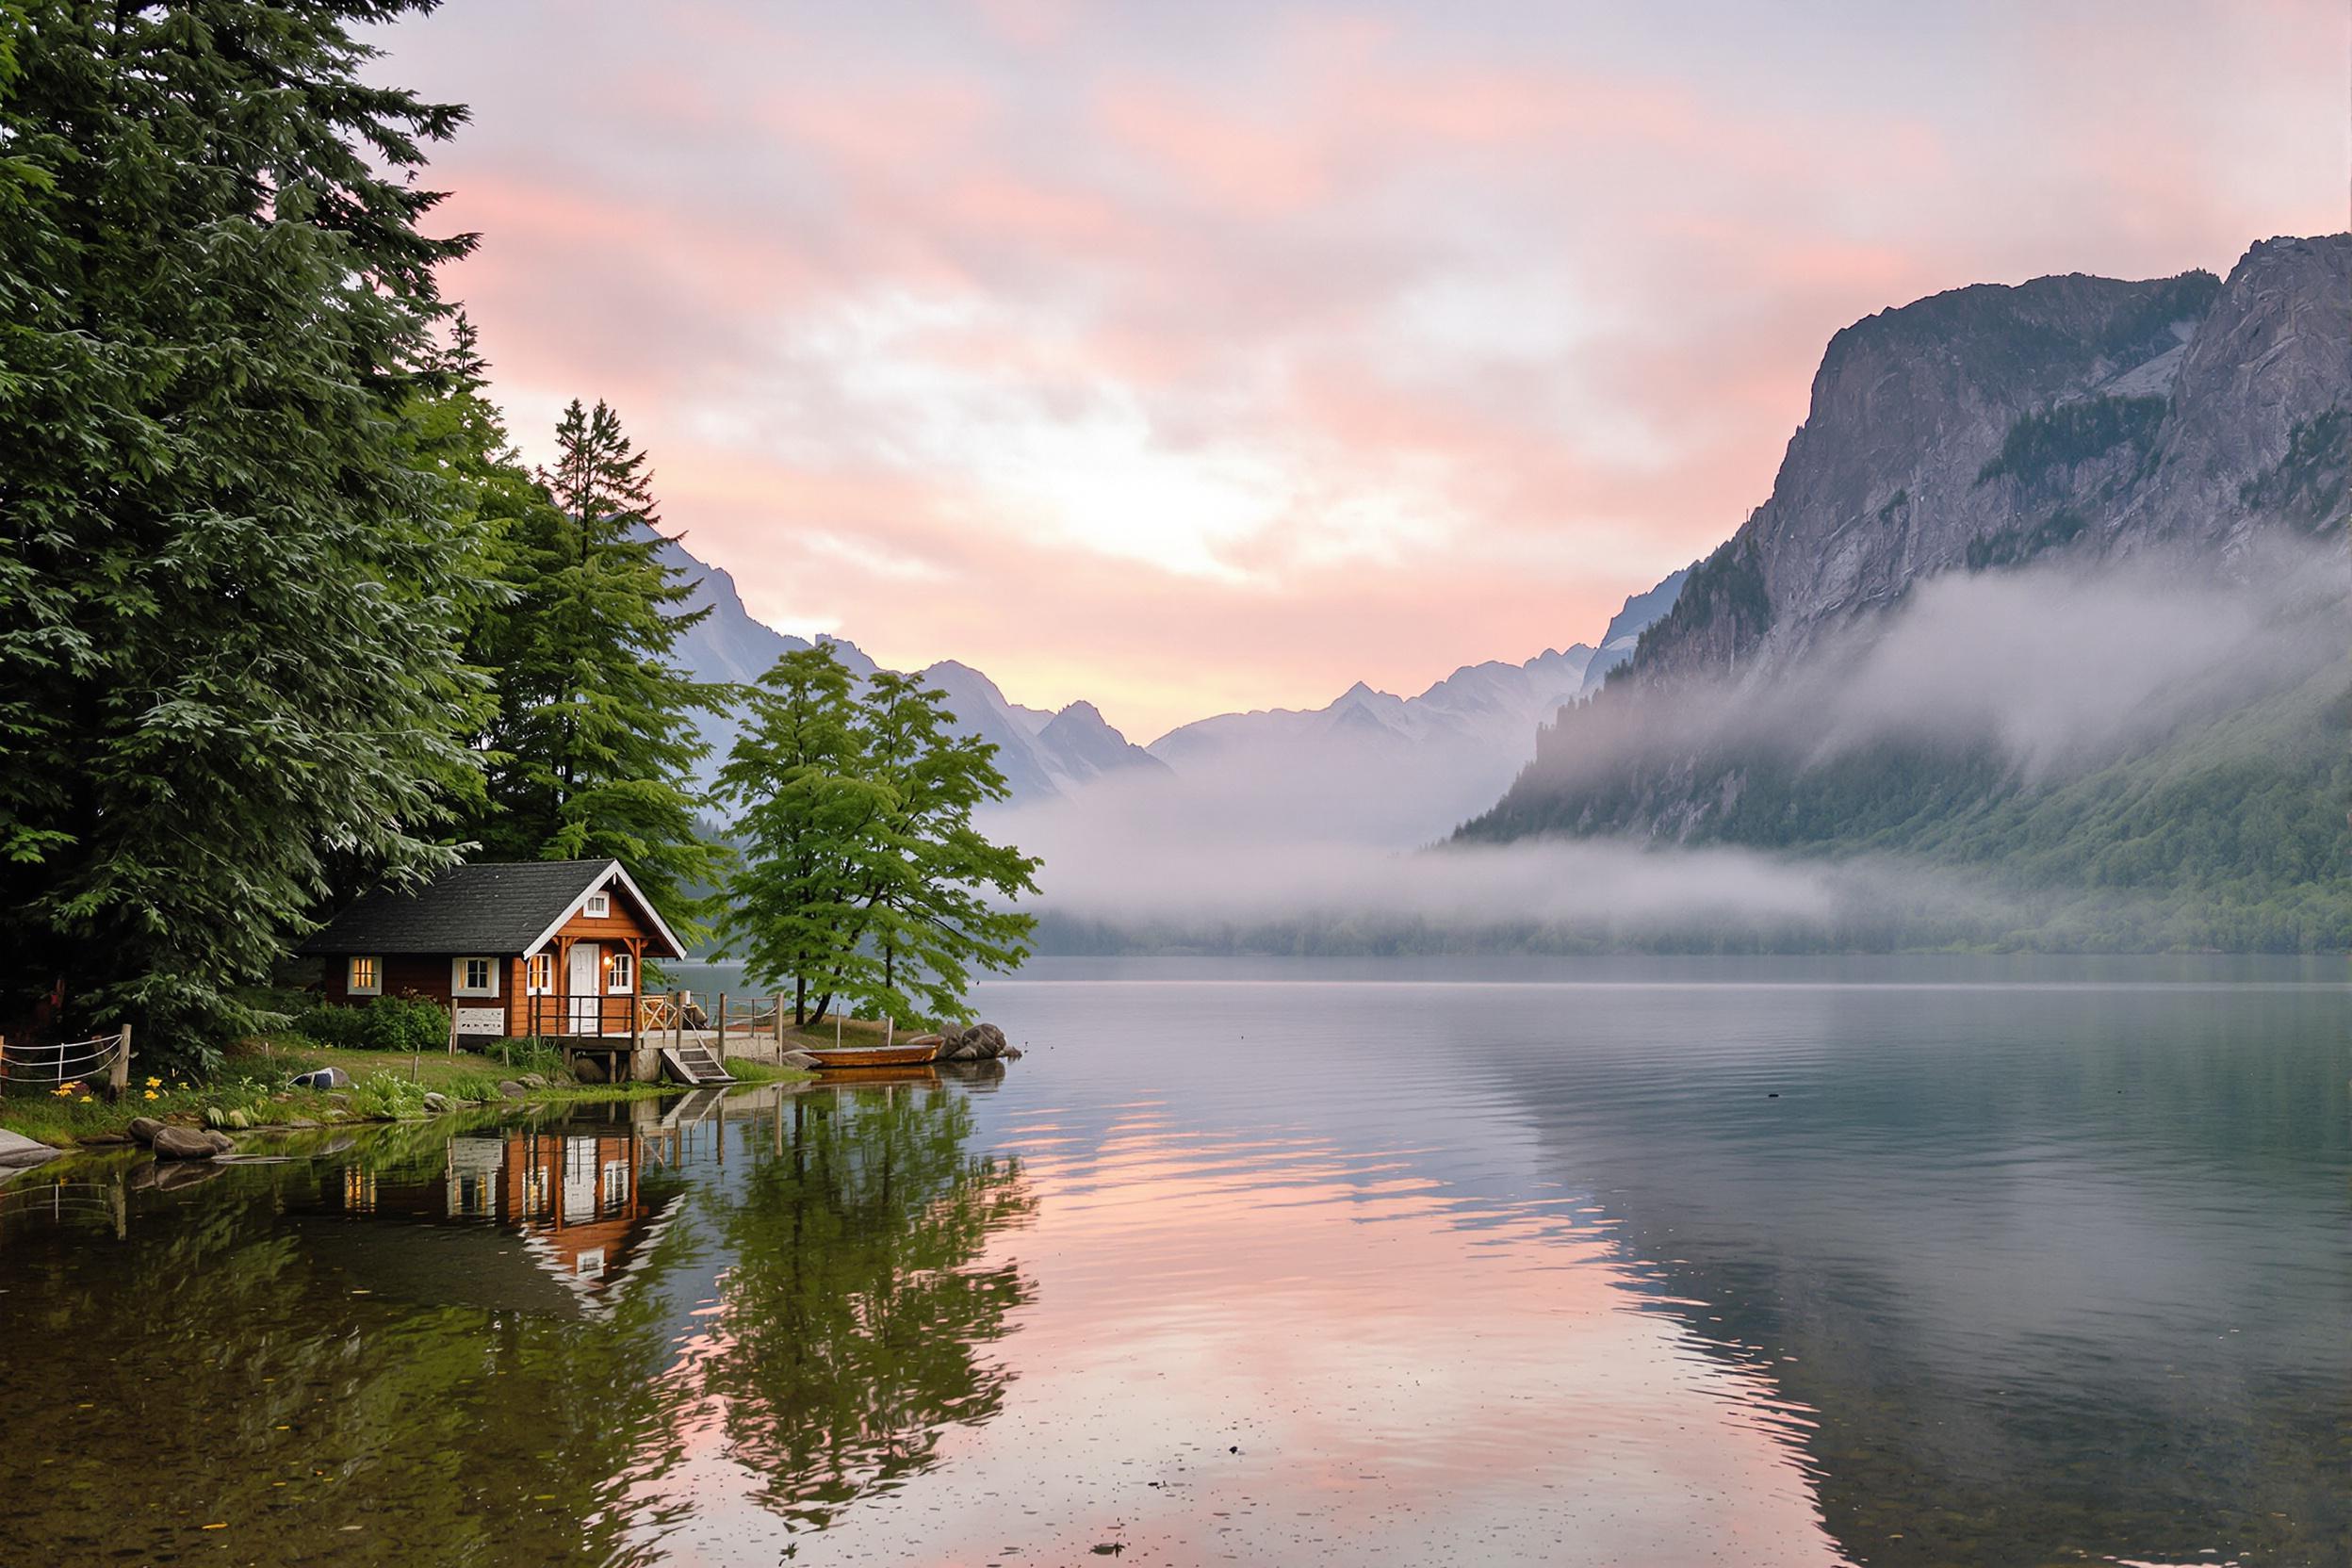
[804, 1036, 942, 1070]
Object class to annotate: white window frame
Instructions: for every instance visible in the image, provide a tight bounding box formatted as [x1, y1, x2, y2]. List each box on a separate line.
[526, 953, 554, 996]
[607, 950, 634, 994]
[452, 956, 500, 999]
[348, 956, 381, 997]
[584, 890, 612, 919]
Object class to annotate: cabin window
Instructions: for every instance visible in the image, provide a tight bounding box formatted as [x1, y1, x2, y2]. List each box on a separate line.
[608, 950, 635, 993]
[585, 891, 612, 919]
[348, 956, 381, 997]
[527, 954, 553, 995]
[453, 956, 498, 998]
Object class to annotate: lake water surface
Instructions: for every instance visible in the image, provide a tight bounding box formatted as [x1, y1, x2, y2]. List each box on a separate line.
[3, 956, 2346, 1565]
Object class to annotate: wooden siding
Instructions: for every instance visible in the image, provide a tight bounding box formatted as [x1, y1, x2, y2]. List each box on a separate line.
[555, 888, 654, 944]
[313, 871, 656, 1040]
[322, 952, 482, 1009]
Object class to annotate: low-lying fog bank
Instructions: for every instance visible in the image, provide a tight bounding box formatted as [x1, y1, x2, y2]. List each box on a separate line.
[988, 545, 2352, 956]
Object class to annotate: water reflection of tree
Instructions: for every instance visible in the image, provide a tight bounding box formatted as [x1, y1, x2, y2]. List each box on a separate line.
[696, 1085, 1037, 1533]
[0, 1119, 692, 1567]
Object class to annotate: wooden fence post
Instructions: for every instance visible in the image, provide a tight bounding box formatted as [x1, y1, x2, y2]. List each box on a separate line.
[108, 1025, 131, 1094]
[717, 993, 727, 1070]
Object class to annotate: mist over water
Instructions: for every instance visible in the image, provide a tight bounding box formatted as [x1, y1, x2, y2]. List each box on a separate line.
[995, 546, 2345, 952]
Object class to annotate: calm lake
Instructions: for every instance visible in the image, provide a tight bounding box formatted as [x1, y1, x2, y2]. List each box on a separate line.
[3, 956, 2346, 1565]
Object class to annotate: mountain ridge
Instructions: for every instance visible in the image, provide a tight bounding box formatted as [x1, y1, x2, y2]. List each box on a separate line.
[653, 533, 1164, 805]
[1462, 232, 2352, 946]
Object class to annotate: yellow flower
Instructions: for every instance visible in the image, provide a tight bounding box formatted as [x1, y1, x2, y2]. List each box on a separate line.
[142, 1090, 159, 1102]
[78, 1095, 92, 1103]
[146, 1077, 162, 1088]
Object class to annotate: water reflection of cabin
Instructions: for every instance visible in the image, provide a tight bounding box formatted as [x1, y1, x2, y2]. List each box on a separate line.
[295, 1122, 675, 1317]
[297, 858, 687, 1072]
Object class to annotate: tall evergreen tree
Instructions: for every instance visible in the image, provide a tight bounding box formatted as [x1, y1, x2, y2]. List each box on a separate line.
[0, 2, 486, 1068]
[466, 398, 722, 937]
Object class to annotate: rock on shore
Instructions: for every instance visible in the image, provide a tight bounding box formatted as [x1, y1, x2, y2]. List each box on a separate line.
[151, 1125, 235, 1160]
[940, 1023, 1020, 1063]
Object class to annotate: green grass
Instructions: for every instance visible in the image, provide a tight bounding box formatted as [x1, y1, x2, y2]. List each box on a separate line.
[0, 1035, 809, 1149]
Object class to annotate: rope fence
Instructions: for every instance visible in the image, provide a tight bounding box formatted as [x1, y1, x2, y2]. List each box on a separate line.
[0, 1026, 133, 1092]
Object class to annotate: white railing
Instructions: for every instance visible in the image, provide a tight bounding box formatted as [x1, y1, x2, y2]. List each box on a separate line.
[0, 1028, 132, 1091]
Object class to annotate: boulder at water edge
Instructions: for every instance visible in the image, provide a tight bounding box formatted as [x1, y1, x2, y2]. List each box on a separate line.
[942, 1023, 1009, 1061]
[778, 1050, 822, 1070]
[127, 1116, 165, 1147]
[152, 1126, 233, 1160]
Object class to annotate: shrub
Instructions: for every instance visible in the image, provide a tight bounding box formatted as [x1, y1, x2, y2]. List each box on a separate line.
[346, 1073, 430, 1119]
[292, 1005, 367, 1048]
[357, 995, 450, 1053]
[290, 996, 449, 1052]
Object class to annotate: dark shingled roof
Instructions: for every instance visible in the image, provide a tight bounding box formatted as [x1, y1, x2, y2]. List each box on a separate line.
[297, 860, 678, 957]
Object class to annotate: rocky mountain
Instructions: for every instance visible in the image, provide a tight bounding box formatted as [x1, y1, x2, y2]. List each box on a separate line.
[921, 659, 1169, 801]
[1593, 235, 2347, 694]
[1462, 233, 2352, 945]
[659, 521, 1684, 838]
[654, 533, 1163, 806]
[1143, 574, 1686, 844]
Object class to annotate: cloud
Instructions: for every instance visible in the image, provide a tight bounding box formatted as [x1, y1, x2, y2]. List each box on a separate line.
[375, 0, 2346, 739]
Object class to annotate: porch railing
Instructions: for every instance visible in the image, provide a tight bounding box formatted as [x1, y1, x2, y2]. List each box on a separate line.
[520, 994, 644, 1038]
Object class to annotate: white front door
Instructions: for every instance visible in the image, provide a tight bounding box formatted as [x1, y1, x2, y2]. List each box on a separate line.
[568, 942, 601, 1032]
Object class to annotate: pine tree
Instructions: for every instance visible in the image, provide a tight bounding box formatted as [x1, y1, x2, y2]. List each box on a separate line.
[0, 2, 486, 1069]
[467, 398, 722, 938]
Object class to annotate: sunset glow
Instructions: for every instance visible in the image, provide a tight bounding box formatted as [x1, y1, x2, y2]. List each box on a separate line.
[380, 0, 2346, 740]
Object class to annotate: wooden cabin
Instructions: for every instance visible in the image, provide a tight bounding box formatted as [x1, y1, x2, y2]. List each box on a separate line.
[297, 859, 686, 1059]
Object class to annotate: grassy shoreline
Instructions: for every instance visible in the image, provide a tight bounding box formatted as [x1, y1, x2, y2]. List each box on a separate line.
[0, 1037, 807, 1150]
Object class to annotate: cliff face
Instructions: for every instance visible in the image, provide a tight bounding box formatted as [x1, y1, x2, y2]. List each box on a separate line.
[1468, 235, 2352, 891]
[1609, 235, 2347, 691]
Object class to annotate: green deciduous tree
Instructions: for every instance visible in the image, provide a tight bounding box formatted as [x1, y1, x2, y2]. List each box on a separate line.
[712, 647, 875, 1025]
[464, 397, 723, 939]
[716, 645, 1040, 1027]
[853, 668, 1045, 1024]
[0, 1, 487, 1069]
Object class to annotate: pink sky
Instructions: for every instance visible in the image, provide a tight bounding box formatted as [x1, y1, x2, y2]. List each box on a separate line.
[378, 0, 2346, 743]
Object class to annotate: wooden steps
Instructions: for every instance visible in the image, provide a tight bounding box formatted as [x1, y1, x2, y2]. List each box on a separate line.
[659, 1044, 734, 1086]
